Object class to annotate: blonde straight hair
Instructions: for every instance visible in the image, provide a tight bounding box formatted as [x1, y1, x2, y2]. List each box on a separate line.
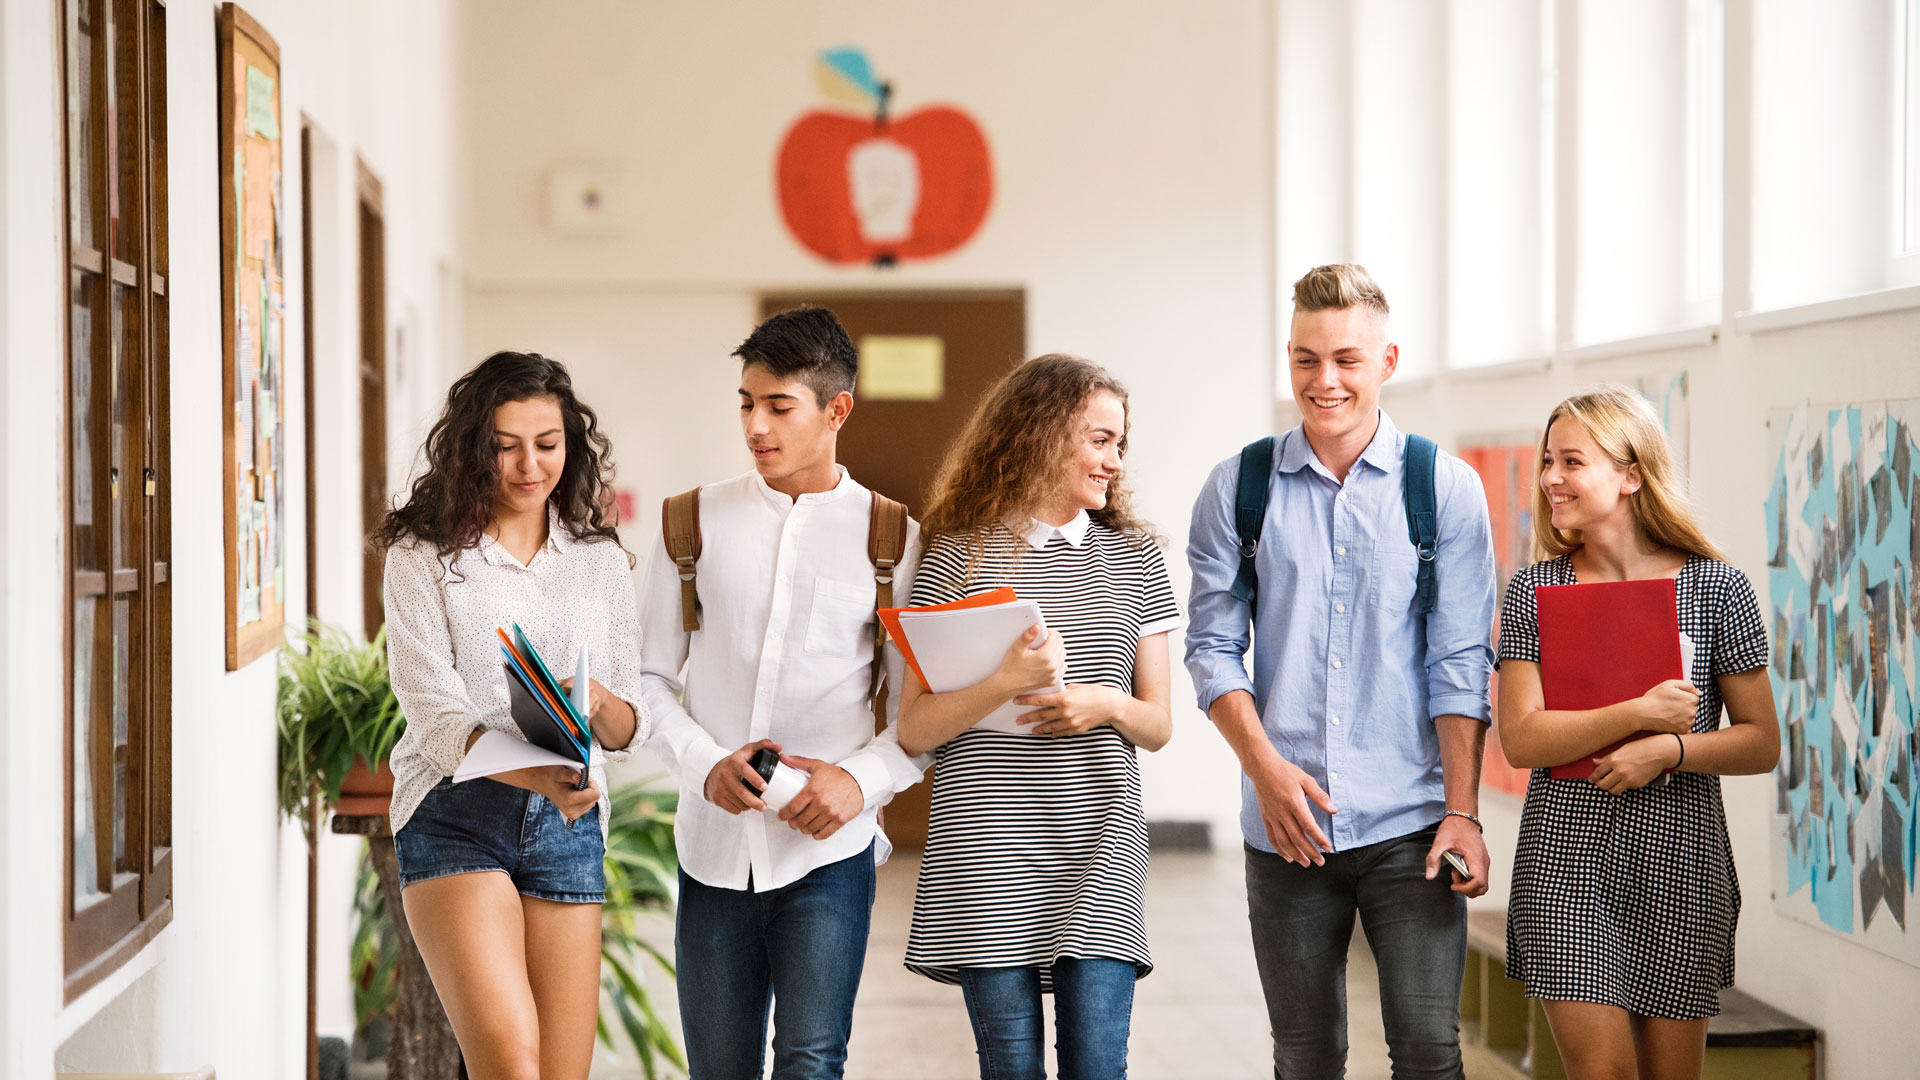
[1531, 385, 1727, 564]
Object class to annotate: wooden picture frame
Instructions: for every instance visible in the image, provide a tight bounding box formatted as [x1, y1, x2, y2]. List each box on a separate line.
[219, 3, 286, 669]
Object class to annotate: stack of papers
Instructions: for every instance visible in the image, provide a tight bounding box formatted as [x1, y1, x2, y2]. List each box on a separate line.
[880, 588, 1062, 734]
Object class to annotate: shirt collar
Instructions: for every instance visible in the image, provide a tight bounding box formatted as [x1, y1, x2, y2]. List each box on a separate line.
[752, 464, 859, 507]
[1019, 510, 1092, 550]
[1276, 409, 1404, 478]
[478, 503, 572, 567]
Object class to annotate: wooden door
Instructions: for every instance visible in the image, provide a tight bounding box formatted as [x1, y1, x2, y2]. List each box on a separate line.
[758, 290, 1026, 850]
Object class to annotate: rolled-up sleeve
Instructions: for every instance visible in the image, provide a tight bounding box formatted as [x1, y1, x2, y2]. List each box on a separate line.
[384, 543, 484, 779]
[1423, 458, 1497, 723]
[1184, 457, 1258, 713]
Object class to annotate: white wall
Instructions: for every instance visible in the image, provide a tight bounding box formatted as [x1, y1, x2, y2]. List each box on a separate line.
[1380, 308, 1920, 1080]
[457, 0, 1275, 834]
[0, 0, 463, 1076]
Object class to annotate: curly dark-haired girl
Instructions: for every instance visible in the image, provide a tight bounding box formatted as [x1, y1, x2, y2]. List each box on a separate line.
[377, 350, 648, 1080]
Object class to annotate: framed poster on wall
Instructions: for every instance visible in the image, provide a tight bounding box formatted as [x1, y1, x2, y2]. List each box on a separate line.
[219, 4, 286, 669]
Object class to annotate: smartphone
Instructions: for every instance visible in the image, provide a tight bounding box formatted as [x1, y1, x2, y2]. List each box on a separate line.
[1441, 849, 1473, 882]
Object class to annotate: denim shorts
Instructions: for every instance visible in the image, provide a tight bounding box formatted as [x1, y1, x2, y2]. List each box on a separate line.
[394, 776, 606, 903]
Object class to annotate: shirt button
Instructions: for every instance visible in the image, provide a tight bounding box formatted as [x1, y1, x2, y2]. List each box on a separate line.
[1331, 715, 1341, 725]
[1336, 603, 1346, 614]
[1332, 659, 1342, 669]
[1336, 546, 1346, 556]
[1329, 770, 1340, 781]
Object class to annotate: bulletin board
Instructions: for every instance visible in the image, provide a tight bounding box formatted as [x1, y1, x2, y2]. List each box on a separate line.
[219, 4, 286, 669]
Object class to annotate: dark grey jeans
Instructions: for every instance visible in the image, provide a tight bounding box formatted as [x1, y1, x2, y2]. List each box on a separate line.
[1245, 824, 1466, 1080]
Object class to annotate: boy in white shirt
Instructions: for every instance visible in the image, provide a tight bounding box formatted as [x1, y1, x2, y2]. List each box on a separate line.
[639, 306, 926, 1080]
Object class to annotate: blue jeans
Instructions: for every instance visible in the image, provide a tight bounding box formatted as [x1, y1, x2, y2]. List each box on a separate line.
[1245, 825, 1466, 1079]
[675, 844, 876, 1080]
[956, 958, 1136, 1080]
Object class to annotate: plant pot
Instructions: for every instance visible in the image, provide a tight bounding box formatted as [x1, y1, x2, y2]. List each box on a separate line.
[335, 758, 395, 817]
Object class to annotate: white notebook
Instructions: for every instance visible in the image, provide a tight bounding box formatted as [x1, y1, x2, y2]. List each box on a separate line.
[454, 728, 583, 783]
[896, 599, 1062, 734]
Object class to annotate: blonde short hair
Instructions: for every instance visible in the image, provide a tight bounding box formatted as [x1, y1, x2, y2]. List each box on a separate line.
[1292, 264, 1390, 316]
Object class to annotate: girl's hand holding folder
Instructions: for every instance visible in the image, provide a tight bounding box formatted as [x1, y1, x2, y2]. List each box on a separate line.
[1632, 678, 1701, 735]
[559, 674, 641, 752]
[994, 624, 1066, 698]
[462, 729, 601, 822]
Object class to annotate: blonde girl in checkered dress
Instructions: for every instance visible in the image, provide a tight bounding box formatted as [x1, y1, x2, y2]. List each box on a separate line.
[1494, 386, 1779, 1080]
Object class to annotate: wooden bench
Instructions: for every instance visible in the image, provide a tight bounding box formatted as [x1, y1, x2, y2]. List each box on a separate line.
[1461, 909, 1819, 1079]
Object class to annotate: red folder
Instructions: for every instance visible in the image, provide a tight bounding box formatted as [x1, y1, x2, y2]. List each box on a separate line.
[1533, 578, 1682, 780]
[878, 587, 1020, 691]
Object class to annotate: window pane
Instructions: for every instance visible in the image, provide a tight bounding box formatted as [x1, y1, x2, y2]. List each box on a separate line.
[147, 0, 167, 275]
[66, 0, 97, 252]
[1573, 0, 1690, 343]
[112, 595, 130, 875]
[73, 598, 99, 902]
[113, 284, 133, 559]
[1352, 0, 1441, 378]
[1448, 0, 1552, 367]
[106, 0, 138, 260]
[72, 269, 102, 569]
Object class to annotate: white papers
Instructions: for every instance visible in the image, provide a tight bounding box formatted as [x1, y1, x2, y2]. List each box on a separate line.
[571, 644, 591, 717]
[896, 599, 1061, 734]
[1679, 631, 1697, 682]
[454, 729, 583, 783]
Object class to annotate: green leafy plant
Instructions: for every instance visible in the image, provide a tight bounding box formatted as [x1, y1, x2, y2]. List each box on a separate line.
[277, 620, 407, 830]
[598, 780, 685, 1076]
[345, 778, 685, 1076]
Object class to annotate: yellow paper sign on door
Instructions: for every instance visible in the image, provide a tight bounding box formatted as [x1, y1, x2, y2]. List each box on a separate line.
[858, 335, 944, 401]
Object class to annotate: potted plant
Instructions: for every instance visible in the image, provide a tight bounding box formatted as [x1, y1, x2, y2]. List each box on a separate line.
[278, 620, 407, 823]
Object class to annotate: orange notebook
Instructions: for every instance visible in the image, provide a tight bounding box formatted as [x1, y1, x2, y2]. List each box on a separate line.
[878, 587, 1019, 691]
[1534, 578, 1683, 780]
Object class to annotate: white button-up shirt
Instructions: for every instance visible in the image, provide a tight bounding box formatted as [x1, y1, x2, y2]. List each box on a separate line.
[639, 468, 928, 891]
[384, 507, 649, 843]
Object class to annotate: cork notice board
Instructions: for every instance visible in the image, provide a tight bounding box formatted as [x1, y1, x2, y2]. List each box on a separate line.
[219, 4, 286, 669]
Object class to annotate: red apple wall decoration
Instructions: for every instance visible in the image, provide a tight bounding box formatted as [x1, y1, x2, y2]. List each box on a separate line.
[777, 49, 993, 267]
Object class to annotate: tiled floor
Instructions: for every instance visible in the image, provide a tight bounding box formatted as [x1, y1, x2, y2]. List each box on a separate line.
[624, 847, 1397, 1079]
[846, 848, 1394, 1080]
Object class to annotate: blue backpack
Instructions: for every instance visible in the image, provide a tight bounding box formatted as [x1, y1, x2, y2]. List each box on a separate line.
[1227, 434, 1440, 614]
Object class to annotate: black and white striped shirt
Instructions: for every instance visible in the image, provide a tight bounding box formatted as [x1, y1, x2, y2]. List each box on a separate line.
[903, 513, 1182, 988]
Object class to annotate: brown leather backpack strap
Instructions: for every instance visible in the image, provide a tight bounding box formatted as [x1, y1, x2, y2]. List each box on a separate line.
[661, 488, 704, 633]
[867, 493, 909, 700]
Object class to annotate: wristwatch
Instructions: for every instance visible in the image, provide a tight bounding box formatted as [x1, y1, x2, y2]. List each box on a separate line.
[1442, 809, 1483, 831]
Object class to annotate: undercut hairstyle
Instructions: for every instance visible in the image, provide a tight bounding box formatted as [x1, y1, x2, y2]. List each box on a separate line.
[733, 306, 859, 406]
[1292, 263, 1391, 316]
[371, 351, 626, 570]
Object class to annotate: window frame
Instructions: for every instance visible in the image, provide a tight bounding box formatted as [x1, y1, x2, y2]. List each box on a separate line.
[59, 0, 174, 1002]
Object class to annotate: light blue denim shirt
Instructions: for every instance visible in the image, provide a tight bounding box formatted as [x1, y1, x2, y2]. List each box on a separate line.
[1184, 411, 1496, 853]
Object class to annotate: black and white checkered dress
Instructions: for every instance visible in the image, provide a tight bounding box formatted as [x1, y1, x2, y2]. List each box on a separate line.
[1496, 554, 1770, 1019]
[903, 522, 1182, 990]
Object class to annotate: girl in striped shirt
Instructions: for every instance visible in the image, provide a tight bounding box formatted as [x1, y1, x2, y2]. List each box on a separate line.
[897, 354, 1180, 1079]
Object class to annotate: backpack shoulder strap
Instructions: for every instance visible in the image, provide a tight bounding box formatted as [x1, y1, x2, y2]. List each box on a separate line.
[867, 493, 910, 700]
[661, 487, 704, 632]
[1402, 434, 1440, 615]
[1229, 436, 1277, 606]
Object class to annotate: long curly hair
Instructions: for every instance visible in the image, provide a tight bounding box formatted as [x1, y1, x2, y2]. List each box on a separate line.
[370, 351, 625, 568]
[920, 354, 1157, 566]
